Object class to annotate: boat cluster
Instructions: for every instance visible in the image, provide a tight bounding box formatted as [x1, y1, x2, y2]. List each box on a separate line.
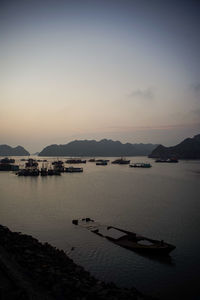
[1, 156, 179, 176]
[90, 158, 152, 167]
[16, 159, 83, 176]
[0, 158, 19, 171]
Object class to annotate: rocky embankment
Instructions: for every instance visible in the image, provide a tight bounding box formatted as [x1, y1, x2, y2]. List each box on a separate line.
[0, 225, 155, 300]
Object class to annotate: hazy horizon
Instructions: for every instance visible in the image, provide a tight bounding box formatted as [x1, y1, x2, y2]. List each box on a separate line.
[1, 0, 200, 152]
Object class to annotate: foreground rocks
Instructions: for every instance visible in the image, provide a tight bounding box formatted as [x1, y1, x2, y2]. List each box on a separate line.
[0, 225, 155, 299]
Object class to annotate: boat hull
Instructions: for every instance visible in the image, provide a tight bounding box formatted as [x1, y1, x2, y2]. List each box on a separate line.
[106, 236, 175, 255]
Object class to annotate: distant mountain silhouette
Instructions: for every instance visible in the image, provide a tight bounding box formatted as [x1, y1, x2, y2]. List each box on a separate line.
[0, 145, 30, 156]
[38, 139, 157, 157]
[149, 134, 200, 159]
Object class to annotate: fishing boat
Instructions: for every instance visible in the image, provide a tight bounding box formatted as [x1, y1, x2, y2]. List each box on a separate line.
[52, 161, 65, 172]
[112, 158, 130, 164]
[96, 160, 107, 165]
[40, 167, 48, 176]
[66, 159, 86, 164]
[17, 159, 39, 176]
[72, 219, 176, 256]
[47, 168, 61, 176]
[155, 158, 178, 163]
[0, 158, 15, 164]
[129, 163, 152, 168]
[65, 167, 83, 173]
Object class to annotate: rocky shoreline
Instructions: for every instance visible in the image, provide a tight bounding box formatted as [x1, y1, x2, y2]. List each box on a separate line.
[0, 224, 156, 299]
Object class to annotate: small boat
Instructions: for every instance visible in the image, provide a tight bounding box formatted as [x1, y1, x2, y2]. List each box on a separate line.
[47, 169, 61, 176]
[129, 163, 152, 168]
[88, 158, 96, 162]
[52, 161, 65, 172]
[65, 167, 83, 173]
[17, 168, 39, 176]
[167, 158, 179, 163]
[52, 160, 63, 165]
[73, 219, 176, 256]
[0, 158, 15, 164]
[96, 160, 107, 165]
[112, 158, 130, 164]
[66, 159, 86, 164]
[25, 159, 38, 168]
[40, 167, 48, 176]
[155, 158, 178, 163]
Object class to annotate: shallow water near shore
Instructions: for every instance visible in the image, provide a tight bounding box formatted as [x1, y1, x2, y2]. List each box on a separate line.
[0, 157, 200, 299]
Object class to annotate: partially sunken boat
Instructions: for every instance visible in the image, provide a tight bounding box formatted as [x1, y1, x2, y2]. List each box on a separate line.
[72, 219, 176, 256]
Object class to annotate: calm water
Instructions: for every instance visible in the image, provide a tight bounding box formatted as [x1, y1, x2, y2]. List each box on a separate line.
[0, 157, 200, 299]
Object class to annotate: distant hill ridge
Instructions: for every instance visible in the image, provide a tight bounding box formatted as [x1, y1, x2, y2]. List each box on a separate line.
[0, 145, 30, 156]
[38, 139, 158, 157]
[149, 134, 200, 159]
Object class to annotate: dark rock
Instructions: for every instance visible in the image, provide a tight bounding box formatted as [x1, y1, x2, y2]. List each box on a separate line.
[149, 134, 200, 159]
[0, 145, 30, 156]
[0, 224, 156, 299]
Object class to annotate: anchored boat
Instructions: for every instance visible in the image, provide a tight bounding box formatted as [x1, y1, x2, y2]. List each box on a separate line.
[65, 167, 83, 173]
[96, 160, 108, 165]
[129, 163, 152, 168]
[112, 158, 130, 164]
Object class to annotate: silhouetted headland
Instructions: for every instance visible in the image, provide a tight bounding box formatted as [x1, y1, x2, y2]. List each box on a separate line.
[0, 224, 155, 299]
[0, 145, 30, 156]
[149, 134, 200, 159]
[38, 139, 158, 157]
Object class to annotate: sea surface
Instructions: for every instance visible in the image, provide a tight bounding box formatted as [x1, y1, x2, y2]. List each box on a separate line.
[0, 157, 200, 299]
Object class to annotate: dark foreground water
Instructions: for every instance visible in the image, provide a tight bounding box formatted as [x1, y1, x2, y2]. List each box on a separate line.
[0, 157, 200, 299]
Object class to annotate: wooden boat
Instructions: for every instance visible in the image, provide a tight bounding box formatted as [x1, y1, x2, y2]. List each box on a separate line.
[104, 226, 175, 255]
[72, 219, 176, 256]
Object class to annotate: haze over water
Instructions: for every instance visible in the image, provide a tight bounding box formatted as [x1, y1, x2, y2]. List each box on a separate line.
[1, 157, 200, 299]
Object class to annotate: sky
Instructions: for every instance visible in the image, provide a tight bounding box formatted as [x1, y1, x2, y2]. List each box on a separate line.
[1, 0, 200, 152]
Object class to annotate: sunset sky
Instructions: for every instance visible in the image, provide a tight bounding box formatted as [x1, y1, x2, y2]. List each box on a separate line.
[1, 0, 200, 152]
